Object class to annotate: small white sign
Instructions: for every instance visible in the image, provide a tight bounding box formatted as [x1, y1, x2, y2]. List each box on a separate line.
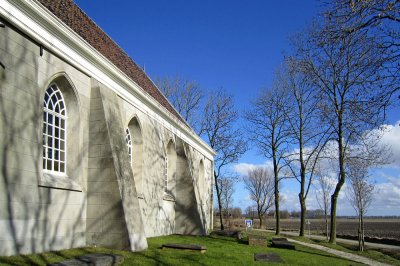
[245, 219, 253, 229]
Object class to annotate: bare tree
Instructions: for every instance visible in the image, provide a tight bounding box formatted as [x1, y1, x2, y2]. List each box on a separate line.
[327, 0, 400, 67]
[231, 207, 242, 218]
[315, 164, 335, 240]
[218, 177, 235, 219]
[245, 206, 257, 219]
[326, 1, 400, 110]
[200, 89, 247, 230]
[245, 85, 290, 235]
[156, 76, 203, 128]
[280, 58, 330, 237]
[292, 19, 397, 243]
[243, 167, 274, 229]
[346, 158, 375, 251]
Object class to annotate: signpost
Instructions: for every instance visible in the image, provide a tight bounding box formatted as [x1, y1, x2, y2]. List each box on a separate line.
[245, 219, 253, 231]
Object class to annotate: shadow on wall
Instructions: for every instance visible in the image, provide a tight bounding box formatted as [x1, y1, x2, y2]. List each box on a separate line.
[198, 159, 209, 234]
[142, 117, 175, 237]
[174, 140, 205, 235]
[87, 84, 147, 251]
[127, 116, 143, 197]
[143, 116, 205, 237]
[0, 19, 86, 262]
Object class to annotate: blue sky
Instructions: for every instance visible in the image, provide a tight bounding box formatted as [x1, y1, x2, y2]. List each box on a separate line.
[74, 0, 400, 216]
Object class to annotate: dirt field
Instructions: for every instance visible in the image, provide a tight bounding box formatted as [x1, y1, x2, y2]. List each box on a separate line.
[215, 218, 400, 240]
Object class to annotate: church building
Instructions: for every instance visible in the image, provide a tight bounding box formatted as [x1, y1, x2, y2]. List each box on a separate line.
[0, 0, 215, 256]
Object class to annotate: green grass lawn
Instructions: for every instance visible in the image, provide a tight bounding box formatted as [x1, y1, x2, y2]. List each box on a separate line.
[248, 230, 400, 266]
[0, 233, 365, 266]
[309, 238, 400, 266]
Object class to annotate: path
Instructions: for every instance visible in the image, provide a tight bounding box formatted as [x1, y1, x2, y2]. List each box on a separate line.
[270, 230, 400, 251]
[288, 238, 392, 266]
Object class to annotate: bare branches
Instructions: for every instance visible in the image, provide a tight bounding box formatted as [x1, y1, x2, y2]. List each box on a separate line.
[325, 0, 400, 103]
[218, 177, 235, 218]
[245, 86, 290, 164]
[291, 16, 397, 243]
[243, 167, 274, 229]
[347, 160, 374, 217]
[200, 88, 246, 230]
[277, 57, 331, 236]
[201, 89, 247, 179]
[327, 0, 400, 41]
[315, 165, 336, 240]
[346, 158, 375, 251]
[245, 84, 291, 235]
[156, 76, 203, 128]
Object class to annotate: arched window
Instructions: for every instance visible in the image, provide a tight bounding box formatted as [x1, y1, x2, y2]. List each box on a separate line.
[164, 155, 168, 193]
[43, 84, 66, 173]
[165, 140, 176, 197]
[199, 160, 205, 197]
[127, 116, 143, 196]
[125, 128, 132, 163]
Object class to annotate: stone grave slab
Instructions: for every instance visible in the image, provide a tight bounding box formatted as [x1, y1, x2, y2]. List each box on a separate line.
[271, 238, 295, 250]
[161, 243, 207, 253]
[48, 253, 124, 266]
[211, 230, 240, 237]
[254, 252, 284, 263]
[248, 235, 266, 246]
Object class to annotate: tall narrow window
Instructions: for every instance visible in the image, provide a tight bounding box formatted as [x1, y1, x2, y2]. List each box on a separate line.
[125, 128, 132, 163]
[164, 156, 168, 193]
[164, 140, 176, 198]
[43, 84, 66, 173]
[127, 117, 143, 195]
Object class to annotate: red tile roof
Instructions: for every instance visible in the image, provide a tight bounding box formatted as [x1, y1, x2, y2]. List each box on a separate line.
[37, 0, 186, 124]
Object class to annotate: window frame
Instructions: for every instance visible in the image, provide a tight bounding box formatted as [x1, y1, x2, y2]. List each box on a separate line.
[38, 78, 82, 192]
[42, 83, 67, 175]
[164, 155, 168, 193]
[125, 128, 133, 164]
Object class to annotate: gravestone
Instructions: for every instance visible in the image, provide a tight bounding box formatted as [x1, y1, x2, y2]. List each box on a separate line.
[271, 238, 295, 250]
[248, 235, 266, 246]
[211, 230, 240, 237]
[162, 243, 207, 253]
[254, 252, 284, 263]
[49, 253, 124, 266]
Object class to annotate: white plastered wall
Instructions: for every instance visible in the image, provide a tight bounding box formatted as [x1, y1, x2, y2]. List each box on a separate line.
[0, 22, 90, 255]
[119, 98, 214, 237]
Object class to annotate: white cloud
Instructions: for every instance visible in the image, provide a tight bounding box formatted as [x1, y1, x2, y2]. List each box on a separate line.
[379, 121, 400, 167]
[232, 121, 400, 215]
[280, 189, 300, 211]
[233, 161, 273, 176]
[371, 176, 400, 215]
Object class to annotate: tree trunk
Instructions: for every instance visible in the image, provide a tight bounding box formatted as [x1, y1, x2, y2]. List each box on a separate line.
[258, 211, 263, 229]
[360, 210, 365, 252]
[329, 173, 345, 244]
[358, 214, 362, 251]
[329, 172, 345, 244]
[325, 211, 329, 240]
[298, 112, 307, 237]
[272, 150, 280, 235]
[299, 195, 306, 236]
[273, 161, 280, 235]
[329, 114, 345, 244]
[329, 193, 337, 243]
[214, 171, 224, 230]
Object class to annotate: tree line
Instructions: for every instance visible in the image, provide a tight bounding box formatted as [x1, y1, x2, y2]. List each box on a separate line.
[156, 0, 399, 252]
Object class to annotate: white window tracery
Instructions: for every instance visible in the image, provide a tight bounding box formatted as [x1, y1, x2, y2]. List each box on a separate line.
[164, 155, 168, 193]
[125, 128, 132, 163]
[43, 84, 66, 173]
